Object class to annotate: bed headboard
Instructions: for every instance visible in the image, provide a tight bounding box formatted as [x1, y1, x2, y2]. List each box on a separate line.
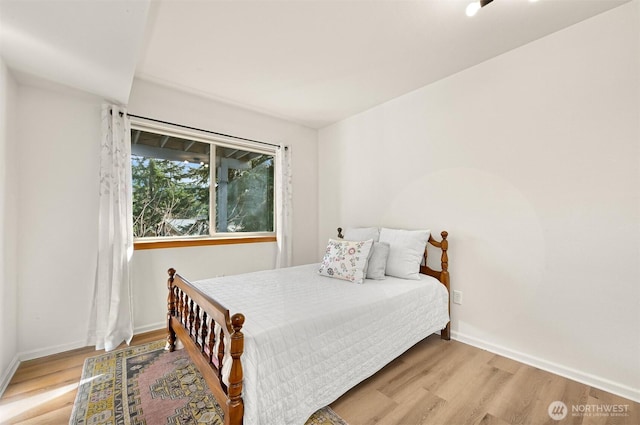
[336, 227, 449, 284]
[422, 232, 449, 282]
[337, 227, 451, 340]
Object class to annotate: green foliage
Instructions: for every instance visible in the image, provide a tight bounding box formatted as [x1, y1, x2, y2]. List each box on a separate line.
[132, 156, 209, 237]
[219, 156, 274, 233]
[132, 153, 274, 238]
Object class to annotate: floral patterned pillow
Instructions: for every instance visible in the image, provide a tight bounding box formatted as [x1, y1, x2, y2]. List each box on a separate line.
[318, 239, 374, 284]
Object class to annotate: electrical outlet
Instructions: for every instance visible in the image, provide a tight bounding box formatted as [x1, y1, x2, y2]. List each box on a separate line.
[453, 290, 463, 305]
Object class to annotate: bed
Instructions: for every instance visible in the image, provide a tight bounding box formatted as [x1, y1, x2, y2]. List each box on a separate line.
[165, 228, 450, 425]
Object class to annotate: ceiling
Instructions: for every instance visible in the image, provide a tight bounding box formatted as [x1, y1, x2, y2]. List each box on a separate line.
[130, 128, 266, 165]
[0, 0, 150, 104]
[0, 0, 631, 129]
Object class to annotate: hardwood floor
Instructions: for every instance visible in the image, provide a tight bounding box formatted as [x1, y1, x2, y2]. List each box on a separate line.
[1, 331, 638, 425]
[330, 336, 640, 425]
[0, 331, 164, 425]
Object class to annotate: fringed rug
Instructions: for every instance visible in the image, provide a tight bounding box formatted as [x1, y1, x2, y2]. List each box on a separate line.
[70, 340, 347, 425]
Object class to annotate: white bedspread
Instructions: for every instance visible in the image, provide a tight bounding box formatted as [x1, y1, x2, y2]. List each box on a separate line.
[192, 263, 449, 425]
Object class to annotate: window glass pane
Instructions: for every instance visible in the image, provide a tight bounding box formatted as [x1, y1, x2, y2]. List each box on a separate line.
[131, 130, 211, 237]
[215, 147, 274, 233]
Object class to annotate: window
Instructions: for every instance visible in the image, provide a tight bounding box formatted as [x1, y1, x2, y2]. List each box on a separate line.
[131, 126, 275, 242]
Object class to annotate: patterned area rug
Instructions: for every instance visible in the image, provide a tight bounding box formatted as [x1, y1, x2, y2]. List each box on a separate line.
[70, 340, 348, 425]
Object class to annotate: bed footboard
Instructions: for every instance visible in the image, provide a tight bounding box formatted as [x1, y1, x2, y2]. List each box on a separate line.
[166, 268, 245, 425]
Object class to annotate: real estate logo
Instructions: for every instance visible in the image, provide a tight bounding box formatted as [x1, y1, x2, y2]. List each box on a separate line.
[547, 400, 631, 420]
[548, 401, 568, 421]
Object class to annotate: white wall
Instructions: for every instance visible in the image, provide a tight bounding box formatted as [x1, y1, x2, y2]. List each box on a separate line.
[0, 58, 19, 393]
[8, 77, 319, 358]
[15, 81, 102, 358]
[319, 2, 639, 401]
[127, 79, 319, 333]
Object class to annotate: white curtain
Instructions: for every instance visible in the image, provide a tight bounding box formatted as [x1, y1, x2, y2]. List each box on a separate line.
[275, 145, 292, 268]
[88, 104, 134, 351]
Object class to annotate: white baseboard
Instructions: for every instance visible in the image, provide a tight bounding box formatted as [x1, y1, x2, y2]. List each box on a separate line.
[451, 331, 640, 403]
[18, 339, 87, 363]
[134, 322, 165, 335]
[17, 324, 165, 364]
[0, 355, 20, 397]
[0, 323, 167, 396]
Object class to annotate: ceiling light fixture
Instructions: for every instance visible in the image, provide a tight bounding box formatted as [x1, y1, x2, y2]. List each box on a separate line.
[466, 0, 494, 17]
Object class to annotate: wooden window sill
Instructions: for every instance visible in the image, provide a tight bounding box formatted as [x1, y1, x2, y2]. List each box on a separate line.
[134, 235, 277, 250]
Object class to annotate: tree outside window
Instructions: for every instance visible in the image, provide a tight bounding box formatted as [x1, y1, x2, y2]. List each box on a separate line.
[131, 128, 274, 239]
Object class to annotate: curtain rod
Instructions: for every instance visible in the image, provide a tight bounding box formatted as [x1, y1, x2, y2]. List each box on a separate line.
[112, 109, 281, 149]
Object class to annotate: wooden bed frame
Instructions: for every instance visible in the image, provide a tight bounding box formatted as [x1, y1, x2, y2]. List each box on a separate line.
[165, 229, 450, 425]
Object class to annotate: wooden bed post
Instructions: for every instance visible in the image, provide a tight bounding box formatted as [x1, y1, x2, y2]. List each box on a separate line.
[166, 268, 177, 351]
[439, 232, 451, 340]
[228, 313, 245, 425]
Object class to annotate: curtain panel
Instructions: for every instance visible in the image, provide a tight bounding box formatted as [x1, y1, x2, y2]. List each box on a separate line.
[88, 105, 134, 351]
[275, 145, 292, 268]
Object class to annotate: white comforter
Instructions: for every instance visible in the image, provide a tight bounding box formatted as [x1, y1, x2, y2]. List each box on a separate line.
[192, 263, 449, 425]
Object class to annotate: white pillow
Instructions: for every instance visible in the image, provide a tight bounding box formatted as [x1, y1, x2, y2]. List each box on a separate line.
[379, 228, 430, 280]
[343, 227, 380, 242]
[366, 242, 390, 280]
[318, 239, 374, 284]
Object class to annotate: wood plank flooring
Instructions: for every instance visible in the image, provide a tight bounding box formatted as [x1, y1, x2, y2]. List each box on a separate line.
[331, 336, 640, 425]
[0, 331, 163, 425]
[1, 330, 638, 425]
